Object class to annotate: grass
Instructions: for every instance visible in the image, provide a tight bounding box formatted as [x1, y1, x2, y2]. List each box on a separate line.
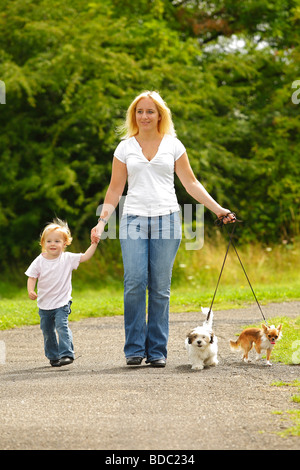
[271, 381, 300, 438]
[1, 237, 300, 331]
[0, 286, 125, 330]
[0, 283, 299, 331]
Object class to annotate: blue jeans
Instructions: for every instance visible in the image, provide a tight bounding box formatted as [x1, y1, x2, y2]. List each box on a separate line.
[120, 212, 181, 362]
[38, 302, 74, 361]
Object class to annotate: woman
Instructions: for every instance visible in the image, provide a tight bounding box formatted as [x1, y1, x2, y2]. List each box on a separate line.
[91, 90, 235, 367]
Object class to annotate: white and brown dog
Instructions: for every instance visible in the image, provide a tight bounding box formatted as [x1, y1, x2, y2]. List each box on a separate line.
[185, 307, 218, 370]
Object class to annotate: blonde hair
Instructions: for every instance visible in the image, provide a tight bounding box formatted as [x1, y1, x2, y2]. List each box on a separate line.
[40, 218, 72, 252]
[119, 90, 176, 139]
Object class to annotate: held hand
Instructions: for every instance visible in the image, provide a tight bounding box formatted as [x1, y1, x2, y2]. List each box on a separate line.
[91, 225, 102, 243]
[91, 233, 100, 244]
[28, 291, 38, 300]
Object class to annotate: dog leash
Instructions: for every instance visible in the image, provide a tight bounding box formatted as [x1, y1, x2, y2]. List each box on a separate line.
[230, 238, 269, 325]
[206, 213, 268, 326]
[206, 216, 237, 322]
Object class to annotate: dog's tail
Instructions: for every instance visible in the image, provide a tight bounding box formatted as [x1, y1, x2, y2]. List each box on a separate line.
[229, 339, 240, 351]
[201, 307, 213, 328]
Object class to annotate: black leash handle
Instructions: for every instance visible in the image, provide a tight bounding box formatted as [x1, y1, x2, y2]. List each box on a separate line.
[214, 211, 241, 227]
[207, 213, 268, 325]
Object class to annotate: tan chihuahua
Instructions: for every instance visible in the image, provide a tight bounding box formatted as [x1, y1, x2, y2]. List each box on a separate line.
[230, 324, 282, 366]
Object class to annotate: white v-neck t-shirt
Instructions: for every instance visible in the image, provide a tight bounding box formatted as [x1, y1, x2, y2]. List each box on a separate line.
[114, 134, 186, 216]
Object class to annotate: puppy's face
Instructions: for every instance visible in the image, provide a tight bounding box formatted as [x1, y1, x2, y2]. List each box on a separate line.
[262, 324, 282, 345]
[187, 327, 214, 348]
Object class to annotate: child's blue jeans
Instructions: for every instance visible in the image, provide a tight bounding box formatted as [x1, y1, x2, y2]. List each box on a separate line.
[119, 212, 181, 362]
[38, 301, 74, 361]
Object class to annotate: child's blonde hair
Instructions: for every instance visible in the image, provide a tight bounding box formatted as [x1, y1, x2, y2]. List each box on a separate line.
[40, 218, 72, 252]
[119, 90, 176, 139]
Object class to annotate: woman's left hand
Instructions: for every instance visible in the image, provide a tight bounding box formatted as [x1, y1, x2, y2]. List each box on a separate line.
[216, 210, 236, 225]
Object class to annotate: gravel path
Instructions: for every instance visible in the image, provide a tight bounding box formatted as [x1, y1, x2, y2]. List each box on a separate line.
[0, 301, 299, 450]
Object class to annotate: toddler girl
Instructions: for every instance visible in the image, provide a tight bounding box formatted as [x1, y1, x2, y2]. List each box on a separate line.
[25, 218, 99, 367]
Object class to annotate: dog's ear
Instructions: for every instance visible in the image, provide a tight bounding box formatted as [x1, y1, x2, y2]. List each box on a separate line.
[262, 324, 268, 332]
[210, 332, 214, 344]
[187, 332, 197, 344]
[187, 332, 193, 344]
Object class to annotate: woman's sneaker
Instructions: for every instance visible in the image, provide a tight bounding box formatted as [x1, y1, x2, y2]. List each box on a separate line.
[50, 359, 61, 367]
[60, 357, 74, 366]
[126, 356, 143, 365]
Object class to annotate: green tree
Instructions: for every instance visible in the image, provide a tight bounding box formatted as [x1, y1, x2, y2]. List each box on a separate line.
[0, 0, 299, 270]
